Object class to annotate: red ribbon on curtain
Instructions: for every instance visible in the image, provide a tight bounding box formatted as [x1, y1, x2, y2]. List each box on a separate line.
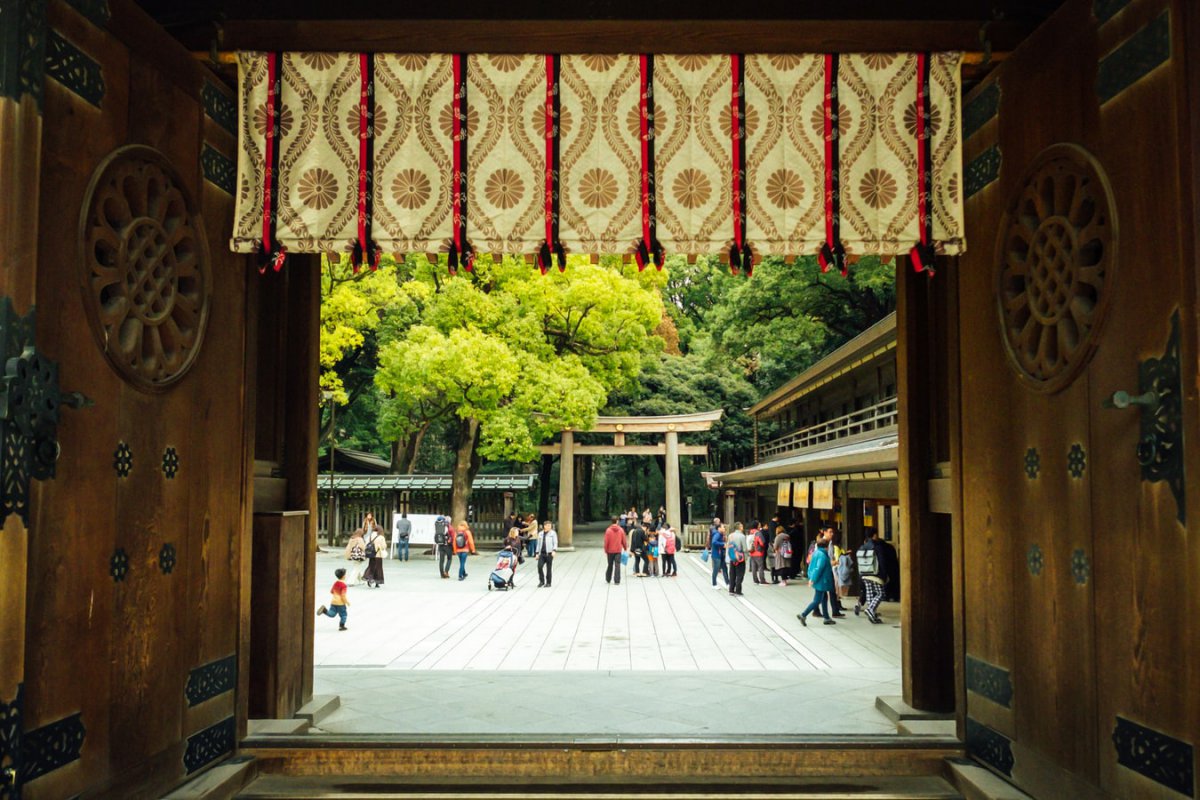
[258, 51, 287, 273]
[909, 52, 936, 277]
[728, 53, 753, 276]
[537, 54, 566, 274]
[448, 53, 474, 274]
[633, 54, 665, 271]
[817, 53, 847, 277]
[352, 52, 380, 272]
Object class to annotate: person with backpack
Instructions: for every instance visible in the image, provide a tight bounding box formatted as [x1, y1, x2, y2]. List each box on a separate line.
[709, 522, 729, 590]
[452, 520, 476, 581]
[822, 525, 847, 617]
[362, 522, 388, 588]
[854, 529, 887, 623]
[748, 522, 768, 585]
[434, 515, 453, 578]
[771, 526, 792, 586]
[631, 520, 648, 577]
[725, 522, 748, 595]
[797, 528, 836, 626]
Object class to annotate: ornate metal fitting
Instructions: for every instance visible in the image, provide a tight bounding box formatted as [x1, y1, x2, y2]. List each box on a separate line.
[1027, 543, 1045, 576]
[162, 447, 179, 479]
[1067, 443, 1087, 479]
[1024, 447, 1040, 479]
[1137, 311, 1184, 524]
[1071, 548, 1090, 585]
[0, 685, 21, 800]
[0, 299, 92, 526]
[113, 442, 132, 477]
[109, 548, 129, 582]
[158, 543, 177, 575]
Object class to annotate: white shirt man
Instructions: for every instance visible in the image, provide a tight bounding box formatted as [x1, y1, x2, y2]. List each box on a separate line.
[537, 521, 558, 588]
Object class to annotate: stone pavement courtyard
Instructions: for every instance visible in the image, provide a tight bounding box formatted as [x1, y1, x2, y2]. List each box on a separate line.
[310, 533, 903, 737]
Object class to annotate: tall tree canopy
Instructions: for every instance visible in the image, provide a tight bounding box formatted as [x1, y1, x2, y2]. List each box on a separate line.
[372, 254, 663, 521]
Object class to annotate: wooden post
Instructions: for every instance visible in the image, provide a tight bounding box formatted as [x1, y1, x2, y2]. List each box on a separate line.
[664, 429, 681, 532]
[557, 430, 574, 547]
[896, 260, 956, 713]
[722, 490, 735, 526]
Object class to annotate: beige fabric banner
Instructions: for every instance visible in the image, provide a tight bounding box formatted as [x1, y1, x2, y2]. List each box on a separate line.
[232, 52, 964, 261]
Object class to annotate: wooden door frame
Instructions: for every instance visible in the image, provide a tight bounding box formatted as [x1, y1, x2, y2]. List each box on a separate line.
[0, 0, 45, 778]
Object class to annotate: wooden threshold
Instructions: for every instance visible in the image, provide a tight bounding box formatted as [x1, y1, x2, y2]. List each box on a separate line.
[242, 735, 964, 779]
[237, 773, 964, 799]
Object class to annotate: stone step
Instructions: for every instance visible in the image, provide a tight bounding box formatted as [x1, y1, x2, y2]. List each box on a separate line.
[294, 695, 340, 726]
[249, 718, 312, 736]
[163, 755, 257, 800]
[874, 696, 956, 723]
[945, 759, 1035, 800]
[237, 774, 964, 799]
[897, 719, 957, 736]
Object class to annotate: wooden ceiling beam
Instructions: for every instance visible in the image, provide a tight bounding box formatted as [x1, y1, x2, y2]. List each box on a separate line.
[217, 18, 1030, 54]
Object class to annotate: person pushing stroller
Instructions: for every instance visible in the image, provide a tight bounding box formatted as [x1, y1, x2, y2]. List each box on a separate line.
[488, 543, 520, 591]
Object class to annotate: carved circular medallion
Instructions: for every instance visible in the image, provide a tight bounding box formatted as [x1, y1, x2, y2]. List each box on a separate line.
[79, 146, 211, 391]
[995, 144, 1117, 393]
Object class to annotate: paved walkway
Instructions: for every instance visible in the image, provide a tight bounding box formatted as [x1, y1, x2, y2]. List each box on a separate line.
[311, 539, 902, 737]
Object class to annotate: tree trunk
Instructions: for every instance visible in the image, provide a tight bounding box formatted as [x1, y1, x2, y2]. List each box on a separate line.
[390, 422, 432, 474]
[451, 417, 481, 525]
[581, 454, 594, 521]
[537, 455, 553, 522]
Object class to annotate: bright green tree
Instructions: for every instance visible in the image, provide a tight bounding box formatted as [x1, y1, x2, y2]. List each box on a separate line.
[374, 254, 662, 523]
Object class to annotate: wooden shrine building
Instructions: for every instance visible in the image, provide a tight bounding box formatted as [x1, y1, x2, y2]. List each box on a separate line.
[1, 0, 1198, 798]
[713, 313, 900, 556]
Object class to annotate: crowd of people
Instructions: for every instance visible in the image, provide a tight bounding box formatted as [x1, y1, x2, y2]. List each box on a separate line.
[319, 506, 898, 634]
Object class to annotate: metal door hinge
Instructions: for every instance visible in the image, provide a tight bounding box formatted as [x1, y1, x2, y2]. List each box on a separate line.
[0, 298, 92, 527]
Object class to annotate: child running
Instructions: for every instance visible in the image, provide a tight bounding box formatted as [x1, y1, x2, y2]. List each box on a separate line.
[316, 567, 351, 631]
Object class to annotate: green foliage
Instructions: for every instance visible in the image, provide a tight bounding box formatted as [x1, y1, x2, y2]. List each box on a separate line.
[373, 254, 663, 465]
[704, 254, 895, 391]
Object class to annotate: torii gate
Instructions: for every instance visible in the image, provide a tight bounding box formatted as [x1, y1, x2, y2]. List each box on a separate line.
[537, 410, 723, 547]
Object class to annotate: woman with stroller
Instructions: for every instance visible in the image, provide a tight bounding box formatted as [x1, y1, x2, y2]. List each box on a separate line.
[488, 542, 519, 590]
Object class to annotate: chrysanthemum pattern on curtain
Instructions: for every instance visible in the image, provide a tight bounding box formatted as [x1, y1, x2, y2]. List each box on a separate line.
[232, 51, 964, 261]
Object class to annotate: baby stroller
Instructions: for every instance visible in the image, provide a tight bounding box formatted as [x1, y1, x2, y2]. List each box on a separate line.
[487, 546, 518, 591]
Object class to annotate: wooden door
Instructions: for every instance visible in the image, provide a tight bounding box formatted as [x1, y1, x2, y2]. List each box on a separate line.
[8, 1, 254, 797]
[958, 0, 1199, 797]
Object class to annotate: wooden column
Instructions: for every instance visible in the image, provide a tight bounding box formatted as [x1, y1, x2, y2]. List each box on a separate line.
[283, 259, 321, 708]
[897, 261, 956, 713]
[557, 430, 574, 547]
[664, 430, 681, 532]
[722, 490, 735, 526]
[842, 481, 865, 551]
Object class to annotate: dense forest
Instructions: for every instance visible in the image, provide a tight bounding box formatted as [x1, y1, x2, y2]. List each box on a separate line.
[320, 252, 895, 524]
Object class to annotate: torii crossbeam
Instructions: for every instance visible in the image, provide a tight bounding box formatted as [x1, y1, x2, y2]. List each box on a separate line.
[538, 410, 723, 546]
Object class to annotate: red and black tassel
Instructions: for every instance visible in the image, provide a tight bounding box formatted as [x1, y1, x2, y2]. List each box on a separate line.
[258, 51, 287, 273]
[352, 52, 381, 272]
[537, 54, 567, 274]
[909, 52, 936, 277]
[817, 53, 847, 277]
[728, 53, 753, 276]
[447, 53, 475, 274]
[633, 54, 665, 271]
